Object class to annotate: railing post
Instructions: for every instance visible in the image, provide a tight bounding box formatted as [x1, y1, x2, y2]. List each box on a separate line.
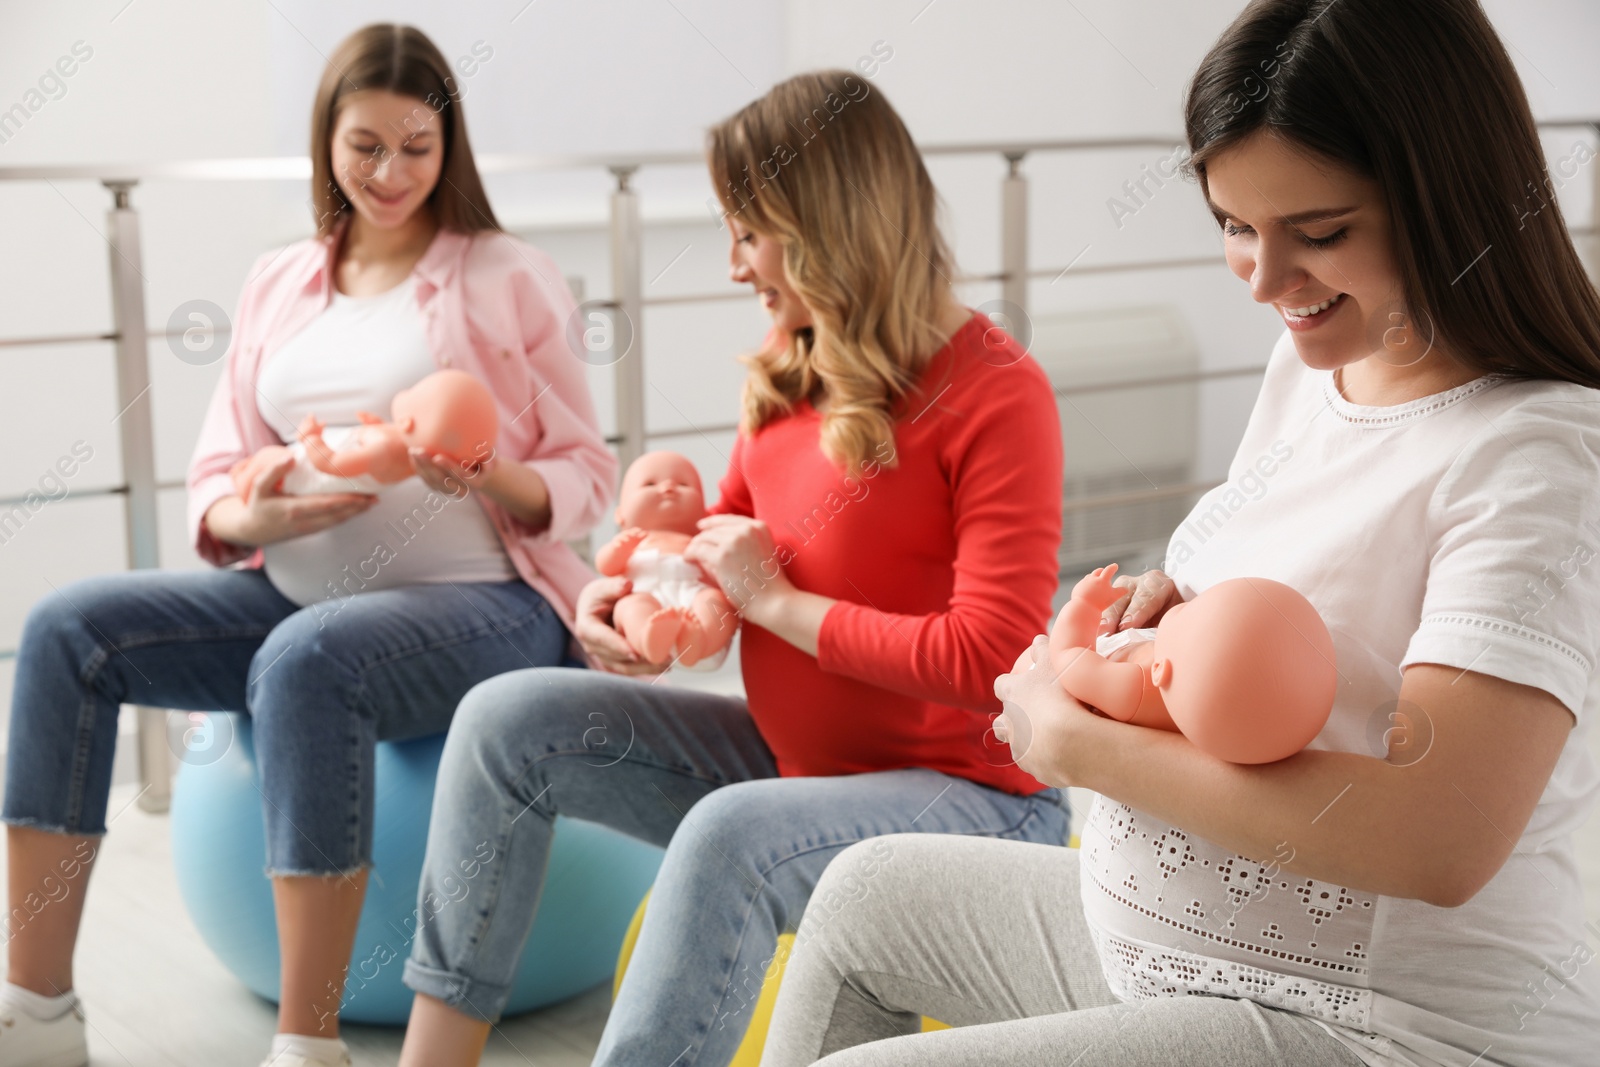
[609, 165, 646, 472]
[1000, 151, 1029, 324]
[104, 179, 171, 814]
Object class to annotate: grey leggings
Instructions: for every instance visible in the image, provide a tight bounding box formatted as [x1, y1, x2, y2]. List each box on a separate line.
[760, 834, 1366, 1067]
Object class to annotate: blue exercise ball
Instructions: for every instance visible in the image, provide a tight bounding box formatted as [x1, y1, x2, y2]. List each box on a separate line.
[169, 712, 664, 1025]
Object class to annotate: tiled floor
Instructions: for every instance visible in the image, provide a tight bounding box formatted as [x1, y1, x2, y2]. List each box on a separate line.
[7, 689, 1600, 1065]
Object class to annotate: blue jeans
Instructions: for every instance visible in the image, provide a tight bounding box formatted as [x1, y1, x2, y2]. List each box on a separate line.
[401, 667, 1071, 1065]
[3, 567, 570, 874]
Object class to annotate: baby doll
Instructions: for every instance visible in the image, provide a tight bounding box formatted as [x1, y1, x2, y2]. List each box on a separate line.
[1043, 562, 1336, 764]
[596, 451, 739, 668]
[230, 369, 498, 503]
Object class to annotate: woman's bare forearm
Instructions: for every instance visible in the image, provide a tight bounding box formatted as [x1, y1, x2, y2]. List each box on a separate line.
[1068, 664, 1572, 907]
[742, 585, 835, 657]
[203, 495, 253, 547]
[480, 459, 551, 532]
[1074, 716, 1443, 898]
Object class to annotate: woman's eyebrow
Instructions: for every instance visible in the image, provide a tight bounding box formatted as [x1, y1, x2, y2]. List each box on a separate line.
[344, 125, 435, 138]
[1205, 198, 1358, 226]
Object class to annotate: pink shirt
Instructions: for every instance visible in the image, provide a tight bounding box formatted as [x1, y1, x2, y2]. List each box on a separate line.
[185, 222, 617, 662]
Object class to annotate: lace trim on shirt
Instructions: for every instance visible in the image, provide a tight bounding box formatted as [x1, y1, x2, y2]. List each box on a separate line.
[1415, 611, 1592, 672]
[1086, 922, 1375, 1030]
[1321, 373, 1505, 427]
[1082, 856, 1373, 980]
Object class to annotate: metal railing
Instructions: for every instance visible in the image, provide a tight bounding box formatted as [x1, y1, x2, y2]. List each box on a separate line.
[3, 120, 1597, 809]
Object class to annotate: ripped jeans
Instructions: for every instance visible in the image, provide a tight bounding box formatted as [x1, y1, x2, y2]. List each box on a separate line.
[401, 667, 1071, 1064]
[3, 567, 570, 874]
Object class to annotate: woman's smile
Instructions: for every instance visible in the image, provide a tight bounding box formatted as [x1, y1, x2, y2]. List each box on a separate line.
[359, 182, 411, 207]
[1278, 291, 1348, 331]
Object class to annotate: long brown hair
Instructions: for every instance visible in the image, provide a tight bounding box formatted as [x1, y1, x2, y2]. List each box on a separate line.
[707, 70, 957, 476]
[309, 24, 499, 237]
[1185, 0, 1600, 387]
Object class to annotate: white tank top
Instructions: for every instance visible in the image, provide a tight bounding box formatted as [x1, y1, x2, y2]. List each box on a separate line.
[254, 276, 516, 608]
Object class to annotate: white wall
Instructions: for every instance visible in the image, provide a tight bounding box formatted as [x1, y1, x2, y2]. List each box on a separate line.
[2, 0, 1598, 782]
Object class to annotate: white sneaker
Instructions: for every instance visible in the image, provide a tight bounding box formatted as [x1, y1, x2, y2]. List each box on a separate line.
[0, 989, 88, 1067]
[259, 1039, 353, 1067]
[258, 1054, 353, 1067]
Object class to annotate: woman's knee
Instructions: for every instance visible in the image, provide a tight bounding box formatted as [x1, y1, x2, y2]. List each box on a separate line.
[436, 667, 614, 791]
[245, 618, 358, 728]
[673, 779, 781, 862]
[19, 574, 133, 655]
[795, 835, 916, 947]
[671, 780, 880, 881]
[451, 667, 603, 743]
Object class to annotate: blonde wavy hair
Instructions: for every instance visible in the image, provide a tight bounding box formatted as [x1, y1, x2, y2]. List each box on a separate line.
[707, 70, 957, 476]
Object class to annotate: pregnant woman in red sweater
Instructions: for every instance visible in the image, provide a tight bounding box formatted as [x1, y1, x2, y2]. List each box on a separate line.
[396, 71, 1069, 1066]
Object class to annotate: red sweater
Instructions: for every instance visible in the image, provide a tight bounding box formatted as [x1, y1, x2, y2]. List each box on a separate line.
[708, 312, 1064, 795]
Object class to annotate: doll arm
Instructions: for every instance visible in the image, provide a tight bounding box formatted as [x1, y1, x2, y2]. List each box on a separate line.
[1048, 643, 1157, 725]
[595, 527, 648, 576]
[1048, 565, 1176, 729]
[297, 414, 344, 476]
[335, 420, 411, 481]
[1049, 563, 1126, 656]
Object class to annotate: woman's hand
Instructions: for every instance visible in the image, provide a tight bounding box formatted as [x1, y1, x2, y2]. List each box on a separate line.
[409, 447, 496, 499]
[685, 515, 835, 656]
[991, 636, 1101, 788]
[683, 515, 794, 626]
[573, 576, 673, 675]
[204, 453, 376, 548]
[413, 446, 554, 531]
[1098, 568, 1182, 635]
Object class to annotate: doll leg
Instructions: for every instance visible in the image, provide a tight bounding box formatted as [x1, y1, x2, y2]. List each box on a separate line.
[230, 444, 295, 503]
[678, 588, 739, 667]
[613, 592, 688, 663]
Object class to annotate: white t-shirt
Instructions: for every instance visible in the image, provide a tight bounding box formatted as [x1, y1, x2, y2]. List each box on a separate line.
[1078, 329, 1600, 1067]
[255, 276, 516, 608]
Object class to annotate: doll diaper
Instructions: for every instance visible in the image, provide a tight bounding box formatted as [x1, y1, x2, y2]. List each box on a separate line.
[626, 547, 711, 611]
[1095, 625, 1160, 661]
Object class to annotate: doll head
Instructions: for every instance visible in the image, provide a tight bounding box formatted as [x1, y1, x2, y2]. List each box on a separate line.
[391, 369, 499, 467]
[616, 451, 706, 536]
[1150, 577, 1337, 764]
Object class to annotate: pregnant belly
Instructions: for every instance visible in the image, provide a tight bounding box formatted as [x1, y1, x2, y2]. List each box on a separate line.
[262, 477, 514, 607]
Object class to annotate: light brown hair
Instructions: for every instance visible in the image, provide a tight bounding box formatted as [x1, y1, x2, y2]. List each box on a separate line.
[707, 70, 957, 475]
[309, 24, 499, 237]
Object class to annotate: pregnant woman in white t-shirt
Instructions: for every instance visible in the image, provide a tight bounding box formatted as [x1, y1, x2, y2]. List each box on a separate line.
[760, 2, 1600, 1066]
[254, 274, 518, 606]
[0, 25, 614, 1067]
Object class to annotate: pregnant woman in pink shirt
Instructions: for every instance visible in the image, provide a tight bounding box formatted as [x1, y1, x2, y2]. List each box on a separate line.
[0, 24, 613, 1067]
